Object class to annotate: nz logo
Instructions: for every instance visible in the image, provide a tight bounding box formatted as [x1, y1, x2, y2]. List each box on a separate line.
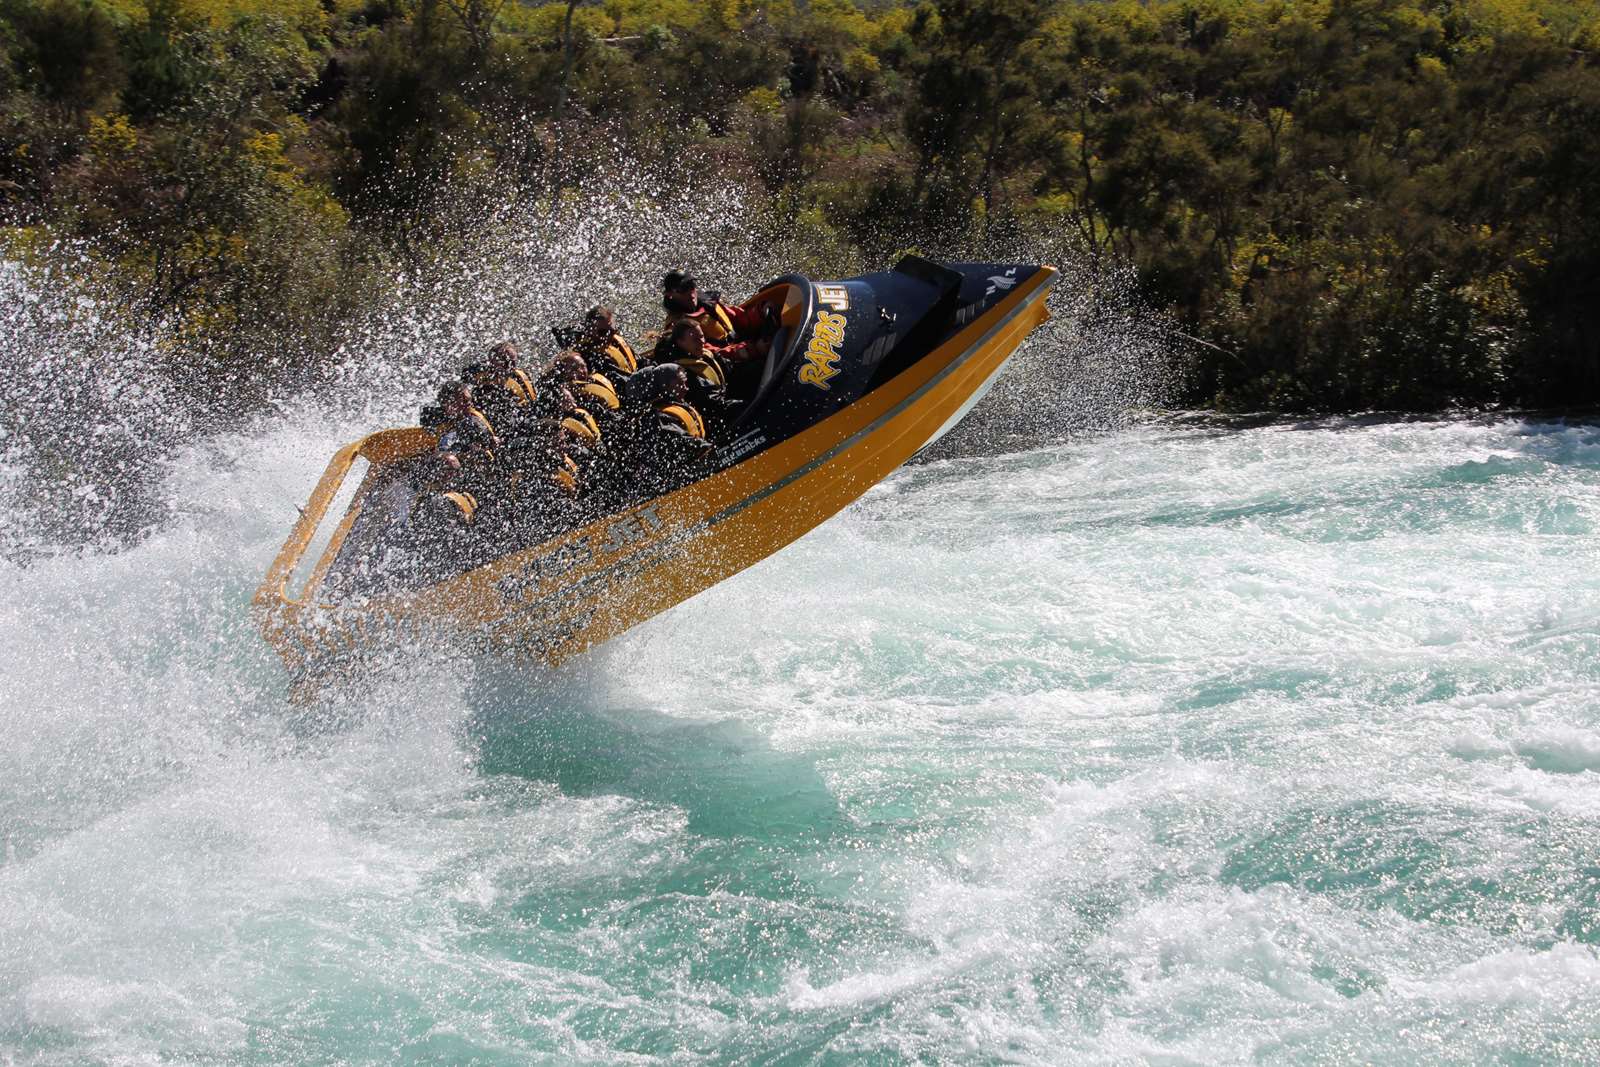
[984, 268, 1019, 298]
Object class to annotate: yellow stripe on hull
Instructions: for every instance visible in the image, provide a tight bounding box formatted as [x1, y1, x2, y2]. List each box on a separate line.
[255, 267, 1056, 686]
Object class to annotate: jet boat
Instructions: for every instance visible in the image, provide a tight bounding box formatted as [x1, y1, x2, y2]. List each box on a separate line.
[255, 257, 1056, 693]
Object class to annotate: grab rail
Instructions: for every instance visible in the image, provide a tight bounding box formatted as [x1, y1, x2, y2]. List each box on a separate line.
[252, 427, 435, 619]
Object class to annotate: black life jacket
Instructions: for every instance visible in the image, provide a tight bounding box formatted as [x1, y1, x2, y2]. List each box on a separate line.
[412, 489, 477, 529]
[504, 368, 537, 405]
[676, 355, 726, 389]
[421, 402, 494, 437]
[551, 454, 580, 495]
[561, 408, 601, 445]
[653, 339, 728, 392]
[699, 302, 738, 342]
[436, 405, 498, 464]
[464, 404, 497, 447]
[471, 370, 536, 435]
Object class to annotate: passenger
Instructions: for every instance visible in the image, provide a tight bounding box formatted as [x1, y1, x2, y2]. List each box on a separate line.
[420, 382, 510, 555]
[584, 365, 676, 509]
[660, 271, 773, 368]
[462, 363, 514, 440]
[655, 320, 724, 384]
[551, 419, 589, 500]
[560, 374, 618, 511]
[498, 357, 594, 491]
[427, 381, 500, 467]
[406, 453, 481, 572]
[465, 341, 538, 440]
[560, 408, 603, 496]
[418, 382, 453, 433]
[501, 418, 584, 541]
[570, 306, 639, 377]
[617, 363, 714, 500]
[416, 456, 475, 521]
[653, 320, 740, 439]
[620, 363, 689, 418]
[533, 351, 590, 422]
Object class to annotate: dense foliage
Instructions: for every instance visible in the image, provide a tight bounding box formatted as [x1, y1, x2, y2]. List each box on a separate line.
[3, 0, 1597, 412]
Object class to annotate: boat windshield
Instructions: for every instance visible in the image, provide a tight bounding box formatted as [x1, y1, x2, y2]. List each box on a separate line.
[734, 275, 813, 422]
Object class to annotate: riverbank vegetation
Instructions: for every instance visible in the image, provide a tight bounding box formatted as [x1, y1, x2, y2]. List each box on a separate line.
[3, 0, 1598, 412]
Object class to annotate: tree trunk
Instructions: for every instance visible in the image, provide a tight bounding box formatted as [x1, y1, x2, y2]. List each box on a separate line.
[977, 58, 1008, 234]
[555, 0, 579, 121]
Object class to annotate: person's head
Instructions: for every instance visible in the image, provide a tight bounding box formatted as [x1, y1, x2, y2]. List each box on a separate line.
[437, 381, 472, 415]
[626, 363, 687, 409]
[487, 341, 518, 375]
[662, 271, 698, 311]
[670, 319, 705, 357]
[551, 351, 588, 383]
[580, 305, 614, 345]
[665, 364, 689, 400]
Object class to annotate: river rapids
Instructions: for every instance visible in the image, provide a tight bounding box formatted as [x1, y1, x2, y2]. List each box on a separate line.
[3, 251, 1600, 1063]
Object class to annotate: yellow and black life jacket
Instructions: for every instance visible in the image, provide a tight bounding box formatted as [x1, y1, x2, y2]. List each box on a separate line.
[577, 372, 620, 412]
[655, 402, 707, 439]
[551, 454, 580, 495]
[665, 302, 737, 343]
[597, 332, 638, 375]
[504, 368, 537, 406]
[465, 404, 495, 437]
[440, 490, 478, 524]
[675, 355, 726, 389]
[471, 367, 536, 405]
[431, 404, 498, 457]
[561, 408, 601, 445]
[462, 405, 498, 464]
[701, 303, 737, 342]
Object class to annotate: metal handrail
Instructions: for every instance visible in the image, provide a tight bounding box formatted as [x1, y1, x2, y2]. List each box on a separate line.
[252, 428, 435, 616]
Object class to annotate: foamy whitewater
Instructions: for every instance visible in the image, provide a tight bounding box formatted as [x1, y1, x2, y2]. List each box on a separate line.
[4, 400, 1600, 1063]
[0, 179, 1595, 1062]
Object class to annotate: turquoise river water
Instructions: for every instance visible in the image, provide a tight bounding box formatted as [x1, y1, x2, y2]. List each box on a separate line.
[3, 412, 1600, 1064]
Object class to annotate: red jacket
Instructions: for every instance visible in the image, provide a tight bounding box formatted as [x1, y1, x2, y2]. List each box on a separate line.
[662, 299, 768, 363]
